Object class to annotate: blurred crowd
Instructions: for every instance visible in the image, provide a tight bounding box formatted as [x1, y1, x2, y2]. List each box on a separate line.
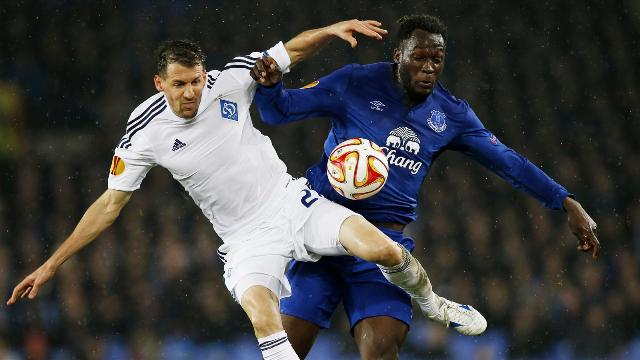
[1, 0, 639, 359]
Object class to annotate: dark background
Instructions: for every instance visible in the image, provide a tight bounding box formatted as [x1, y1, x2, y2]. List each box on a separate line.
[0, 0, 638, 359]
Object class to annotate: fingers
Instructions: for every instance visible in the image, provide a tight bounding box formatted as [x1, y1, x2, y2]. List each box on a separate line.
[7, 278, 34, 305]
[27, 282, 41, 299]
[265, 56, 278, 71]
[251, 59, 269, 84]
[249, 66, 259, 81]
[333, 19, 387, 47]
[586, 218, 599, 258]
[333, 30, 357, 48]
[344, 36, 358, 48]
[362, 20, 388, 37]
[583, 220, 599, 259]
[251, 57, 282, 86]
[588, 228, 600, 259]
[568, 210, 600, 259]
[251, 58, 267, 82]
[349, 20, 386, 40]
[575, 228, 600, 259]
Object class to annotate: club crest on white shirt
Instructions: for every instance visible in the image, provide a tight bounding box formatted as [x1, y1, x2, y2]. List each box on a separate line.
[220, 99, 238, 121]
[427, 109, 447, 133]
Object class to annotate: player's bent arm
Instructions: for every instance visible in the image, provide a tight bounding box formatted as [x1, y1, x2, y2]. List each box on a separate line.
[6, 189, 132, 304]
[252, 20, 384, 84]
[284, 20, 386, 67]
[255, 82, 342, 125]
[255, 63, 354, 125]
[451, 129, 600, 257]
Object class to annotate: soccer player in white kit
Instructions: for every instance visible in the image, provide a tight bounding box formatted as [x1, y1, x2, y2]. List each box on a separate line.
[7, 20, 485, 360]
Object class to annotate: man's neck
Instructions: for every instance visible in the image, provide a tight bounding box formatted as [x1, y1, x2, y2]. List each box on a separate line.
[392, 64, 429, 107]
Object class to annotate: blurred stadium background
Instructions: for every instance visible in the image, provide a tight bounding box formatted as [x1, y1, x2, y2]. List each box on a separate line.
[1, 0, 639, 359]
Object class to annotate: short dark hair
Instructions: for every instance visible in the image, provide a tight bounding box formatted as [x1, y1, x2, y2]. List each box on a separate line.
[397, 15, 448, 46]
[156, 40, 206, 76]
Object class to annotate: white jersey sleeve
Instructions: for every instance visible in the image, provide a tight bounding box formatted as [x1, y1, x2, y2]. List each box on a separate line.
[220, 41, 292, 91]
[108, 95, 163, 191]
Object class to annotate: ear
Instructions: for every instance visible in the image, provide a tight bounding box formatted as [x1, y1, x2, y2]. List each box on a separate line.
[393, 48, 401, 64]
[154, 74, 164, 92]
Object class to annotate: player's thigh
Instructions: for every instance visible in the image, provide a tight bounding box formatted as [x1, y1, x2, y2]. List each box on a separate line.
[337, 215, 402, 265]
[223, 250, 292, 302]
[298, 193, 357, 257]
[299, 194, 400, 265]
[282, 314, 321, 359]
[354, 316, 408, 359]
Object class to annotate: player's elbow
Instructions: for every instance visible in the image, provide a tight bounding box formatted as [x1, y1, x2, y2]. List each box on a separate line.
[103, 189, 132, 217]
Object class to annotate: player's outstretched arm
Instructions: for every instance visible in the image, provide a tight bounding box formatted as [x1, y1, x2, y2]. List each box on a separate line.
[6, 189, 132, 305]
[251, 20, 386, 85]
[286, 19, 386, 66]
[450, 118, 600, 258]
[563, 196, 600, 258]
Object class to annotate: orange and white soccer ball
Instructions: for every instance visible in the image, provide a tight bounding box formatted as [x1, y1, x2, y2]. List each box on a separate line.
[327, 138, 389, 200]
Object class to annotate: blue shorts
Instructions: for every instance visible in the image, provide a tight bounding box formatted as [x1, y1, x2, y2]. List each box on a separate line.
[281, 227, 415, 333]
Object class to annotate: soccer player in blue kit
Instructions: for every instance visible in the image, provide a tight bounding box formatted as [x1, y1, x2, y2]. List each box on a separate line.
[252, 14, 600, 359]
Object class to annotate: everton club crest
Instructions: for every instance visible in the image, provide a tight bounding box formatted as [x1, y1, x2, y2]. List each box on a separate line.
[427, 110, 447, 133]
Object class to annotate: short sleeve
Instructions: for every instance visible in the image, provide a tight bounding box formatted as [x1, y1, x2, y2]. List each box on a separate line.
[108, 131, 156, 192]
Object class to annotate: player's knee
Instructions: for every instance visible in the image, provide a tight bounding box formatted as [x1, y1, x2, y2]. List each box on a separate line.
[373, 241, 403, 267]
[247, 312, 282, 336]
[241, 287, 283, 337]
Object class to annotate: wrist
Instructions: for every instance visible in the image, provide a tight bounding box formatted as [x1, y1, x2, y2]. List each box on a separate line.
[562, 195, 578, 212]
[45, 253, 65, 270]
[321, 24, 338, 38]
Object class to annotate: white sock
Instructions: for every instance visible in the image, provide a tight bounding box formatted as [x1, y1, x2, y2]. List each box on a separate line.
[257, 330, 299, 360]
[378, 244, 441, 316]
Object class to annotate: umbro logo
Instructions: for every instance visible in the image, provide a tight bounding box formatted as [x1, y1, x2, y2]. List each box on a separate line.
[370, 100, 386, 111]
[172, 139, 186, 151]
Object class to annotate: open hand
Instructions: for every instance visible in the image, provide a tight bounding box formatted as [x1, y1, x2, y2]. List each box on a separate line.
[564, 197, 600, 258]
[6, 262, 56, 305]
[327, 19, 388, 48]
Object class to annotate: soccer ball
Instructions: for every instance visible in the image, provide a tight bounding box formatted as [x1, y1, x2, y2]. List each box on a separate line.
[327, 138, 389, 200]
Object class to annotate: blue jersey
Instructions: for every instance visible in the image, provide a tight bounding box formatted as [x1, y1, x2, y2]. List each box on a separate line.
[255, 62, 570, 225]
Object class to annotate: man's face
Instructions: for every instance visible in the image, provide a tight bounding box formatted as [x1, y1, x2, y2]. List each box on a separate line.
[394, 29, 445, 102]
[154, 62, 206, 119]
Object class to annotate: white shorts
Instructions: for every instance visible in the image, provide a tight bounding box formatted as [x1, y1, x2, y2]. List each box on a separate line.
[217, 177, 358, 303]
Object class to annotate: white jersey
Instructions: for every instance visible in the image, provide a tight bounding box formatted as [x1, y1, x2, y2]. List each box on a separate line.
[108, 42, 293, 240]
